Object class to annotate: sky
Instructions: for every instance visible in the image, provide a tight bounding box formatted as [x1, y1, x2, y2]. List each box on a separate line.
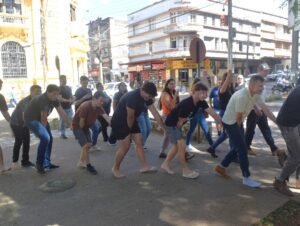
[85, 0, 288, 22]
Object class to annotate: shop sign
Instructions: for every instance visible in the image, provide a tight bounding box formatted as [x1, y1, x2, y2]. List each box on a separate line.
[152, 63, 165, 70]
[128, 65, 143, 72]
[143, 64, 152, 70]
[167, 60, 197, 69]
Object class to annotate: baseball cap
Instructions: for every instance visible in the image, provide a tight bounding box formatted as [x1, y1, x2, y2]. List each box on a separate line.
[258, 63, 270, 71]
[142, 82, 157, 97]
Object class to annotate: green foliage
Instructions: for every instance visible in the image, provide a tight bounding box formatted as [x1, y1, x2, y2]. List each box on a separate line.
[265, 94, 282, 102]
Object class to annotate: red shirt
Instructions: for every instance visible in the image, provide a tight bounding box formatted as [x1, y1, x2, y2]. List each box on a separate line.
[72, 101, 105, 129]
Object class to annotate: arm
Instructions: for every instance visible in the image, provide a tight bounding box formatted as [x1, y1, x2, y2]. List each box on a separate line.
[162, 92, 176, 110]
[257, 102, 277, 123]
[56, 106, 71, 127]
[40, 111, 48, 126]
[176, 117, 187, 128]
[205, 107, 222, 125]
[126, 107, 135, 129]
[101, 113, 111, 125]
[236, 112, 244, 126]
[219, 70, 233, 94]
[74, 93, 92, 107]
[79, 117, 85, 129]
[113, 99, 117, 111]
[1, 110, 10, 123]
[148, 104, 165, 130]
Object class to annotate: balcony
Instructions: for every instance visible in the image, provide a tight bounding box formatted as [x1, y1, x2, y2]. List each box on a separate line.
[0, 12, 29, 29]
[274, 33, 291, 42]
[274, 49, 291, 58]
[261, 24, 275, 33]
[163, 23, 202, 34]
[260, 42, 275, 50]
[261, 32, 275, 40]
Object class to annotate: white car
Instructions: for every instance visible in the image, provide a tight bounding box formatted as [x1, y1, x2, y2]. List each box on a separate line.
[104, 82, 132, 98]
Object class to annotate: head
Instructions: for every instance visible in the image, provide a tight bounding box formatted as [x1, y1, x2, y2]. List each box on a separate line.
[257, 63, 270, 77]
[0, 79, 2, 90]
[96, 82, 104, 92]
[118, 82, 127, 93]
[93, 91, 106, 107]
[163, 79, 176, 93]
[141, 81, 157, 101]
[80, 75, 89, 88]
[46, 84, 60, 101]
[191, 82, 208, 101]
[59, 75, 67, 86]
[30, 85, 42, 97]
[249, 75, 265, 95]
[236, 74, 244, 85]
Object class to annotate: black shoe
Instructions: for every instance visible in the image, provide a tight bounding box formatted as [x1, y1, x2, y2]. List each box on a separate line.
[60, 134, 68, 139]
[21, 161, 35, 167]
[185, 152, 195, 161]
[159, 152, 167, 159]
[49, 163, 60, 169]
[207, 147, 218, 158]
[36, 163, 45, 174]
[86, 164, 98, 175]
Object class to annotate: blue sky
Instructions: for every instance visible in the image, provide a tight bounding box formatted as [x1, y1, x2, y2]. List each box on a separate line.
[85, 0, 287, 22]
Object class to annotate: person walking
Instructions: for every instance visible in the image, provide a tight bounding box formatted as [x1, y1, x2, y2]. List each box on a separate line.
[10, 85, 41, 169]
[58, 75, 74, 139]
[209, 77, 222, 136]
[245, 63, 284, 156]
[0, 79, 11, 173]
[158, 78, 179, 158]
[24, 84, 71, 174]
[161, 82, 222, 179]
[273, 86, 300, 196]
[73, 91, 110, 175]
[214, 75, 277, 188]
[111, 82, 165, 178]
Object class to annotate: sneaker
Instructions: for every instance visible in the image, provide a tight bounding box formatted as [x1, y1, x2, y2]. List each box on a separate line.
[108, 142, 116, 146]
[185, 152, 195, 161]
[36, 163, 45, 174]
[273, 178, 293, 196]
[215, 165, 230, 179]
[207, 147, 218, 158]
[186, 144, 199, 152]
[49, 163, 60, 169]
[60, 134, 68, 139]
[243, 177, 261, 188]
[159, 152, 167, 159]
[182, 170, 199, 179]
[248, 148, 256, 156]
[86, 164, 98, 175]
[21, 161, 35, 167]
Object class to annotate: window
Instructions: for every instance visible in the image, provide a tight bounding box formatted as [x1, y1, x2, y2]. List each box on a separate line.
[148, 41, 153, 53]
[203, 16, 207, 25]
[132, 25, 137, 36]
[170, 37, 177, 48]
[1, 41, 27, 78]
[183, 37, 188, 50]
[0, 0, 21, 14]
[239, 22, 243, 31]
[190, 14, 196, 23]
[252, 25, 257, 33]
[215, 38, 219, 49]
[212, 17, 215, 26]
[170, 12, 176, 24]
[239, 41, 243, 51]
[284, 26, 290, 34]
[149, 18, 155, 30]
[70, 4, 76, 21]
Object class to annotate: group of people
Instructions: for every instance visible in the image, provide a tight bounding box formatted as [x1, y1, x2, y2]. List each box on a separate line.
[0, 62, 299, 197]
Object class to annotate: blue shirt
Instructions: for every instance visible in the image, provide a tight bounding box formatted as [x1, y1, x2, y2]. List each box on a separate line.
[209, 86, 220, 110]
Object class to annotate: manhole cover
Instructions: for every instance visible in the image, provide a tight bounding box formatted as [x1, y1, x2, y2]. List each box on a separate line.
[39, 178, 76, 193]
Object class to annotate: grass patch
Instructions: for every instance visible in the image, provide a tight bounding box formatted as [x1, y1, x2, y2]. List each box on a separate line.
[252, 200, 300, 226]
[265, 94, 282, 102]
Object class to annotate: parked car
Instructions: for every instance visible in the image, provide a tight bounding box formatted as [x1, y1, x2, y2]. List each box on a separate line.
[266, 71, 286, 81]
[104, 82, 132, 97]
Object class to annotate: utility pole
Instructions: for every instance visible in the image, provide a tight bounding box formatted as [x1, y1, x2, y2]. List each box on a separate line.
[291, 28, 299, 77]
[245, 32, 250, 75]
[227, 0, 233, 71]
[97, 25, 104, 84]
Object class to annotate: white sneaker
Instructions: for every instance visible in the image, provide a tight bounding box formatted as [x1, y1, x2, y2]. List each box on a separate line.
[243, 177, 261, 188]
[186, 144, 199, 152]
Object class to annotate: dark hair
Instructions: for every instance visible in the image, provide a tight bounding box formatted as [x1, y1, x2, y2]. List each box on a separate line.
[158, 79, 176, 110]
[96, 82, 103, 89]
[192, 77, 201, 86]
[93, 91, 106, 99]
[250, 75, 265, 84]
[191, 82, 208, 93]
[30, 85, 41, 93]
[142, 81, 157, 97]
[59, 75, 66, 80]
[80, 75, 88, 81]
[46, 84, 59, 93]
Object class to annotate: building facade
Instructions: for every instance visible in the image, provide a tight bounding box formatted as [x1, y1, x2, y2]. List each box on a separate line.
[87, 17, 128, 83]
[127, 0, 292, 87]
[0, 0, 88, 97]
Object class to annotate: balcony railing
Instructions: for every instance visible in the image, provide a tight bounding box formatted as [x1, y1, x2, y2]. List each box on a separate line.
[0, 12, 29, 27]
[163, 23, 201, 34]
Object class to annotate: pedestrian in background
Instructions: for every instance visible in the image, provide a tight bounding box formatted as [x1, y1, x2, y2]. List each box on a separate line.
[10, 85, 41, 169]
[8, 86, 18, 108]
[209, 77, 222, 136]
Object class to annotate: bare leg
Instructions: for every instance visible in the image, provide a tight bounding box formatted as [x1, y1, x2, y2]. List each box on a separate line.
[78, 143, 92, 167]
[112, 135, 130, 178]
[177, 139, 197, 177]
[161, 144, 178, 174]
[131, 133, 156, 173]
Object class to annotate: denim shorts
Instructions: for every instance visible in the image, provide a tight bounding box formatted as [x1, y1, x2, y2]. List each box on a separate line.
[73, 128, 92, 147]
[165, 126, 182, 144]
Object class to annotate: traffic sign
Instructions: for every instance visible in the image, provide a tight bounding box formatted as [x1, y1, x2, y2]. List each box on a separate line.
[189, 38, 206, 63]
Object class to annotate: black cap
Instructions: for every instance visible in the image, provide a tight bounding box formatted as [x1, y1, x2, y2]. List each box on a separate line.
[142, 82, 157, 97]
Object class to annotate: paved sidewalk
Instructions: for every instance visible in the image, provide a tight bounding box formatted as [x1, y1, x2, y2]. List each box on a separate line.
[1, 99, 299, 226]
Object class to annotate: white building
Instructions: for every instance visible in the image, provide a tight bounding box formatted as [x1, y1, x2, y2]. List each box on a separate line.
[127, 0, 291, 87]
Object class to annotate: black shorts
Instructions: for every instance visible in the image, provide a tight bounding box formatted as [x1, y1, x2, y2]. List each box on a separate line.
[112, 121, 140, 140]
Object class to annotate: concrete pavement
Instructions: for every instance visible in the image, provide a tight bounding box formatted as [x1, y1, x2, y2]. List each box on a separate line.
[0, 101, 300, 226]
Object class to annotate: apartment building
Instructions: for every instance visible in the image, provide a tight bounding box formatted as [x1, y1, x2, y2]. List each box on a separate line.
[0, 0, 89, 97]
[87, 17, 128, 83]
[127, 0, 291, 87]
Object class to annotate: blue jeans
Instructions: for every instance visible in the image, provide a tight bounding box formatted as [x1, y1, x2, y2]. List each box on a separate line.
[90, 120, 101, 146]
[186, 109, 213, 146]
[59, 107, 73, 136]
[27, 120, 53, 168]
[137, 111, 152, 145]
[211, 110, 228, 150]
[245, 110, 277, 151]
[221, 123, 250, 178]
